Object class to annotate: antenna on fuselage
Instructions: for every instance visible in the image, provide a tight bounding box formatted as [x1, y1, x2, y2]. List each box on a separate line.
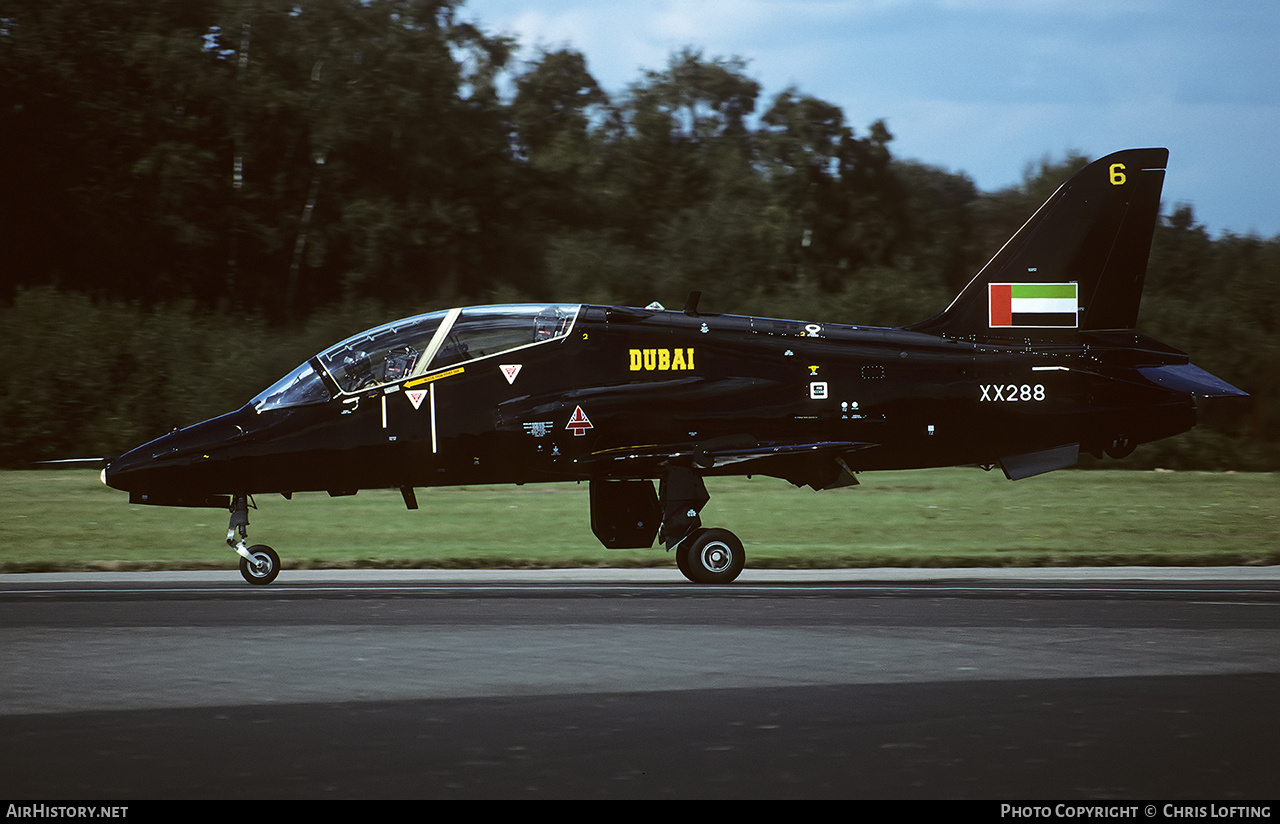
[683, 291, 702, 316]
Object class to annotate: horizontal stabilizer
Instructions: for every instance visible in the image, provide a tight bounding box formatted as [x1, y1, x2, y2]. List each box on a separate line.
[1138, 364, 1249, 398]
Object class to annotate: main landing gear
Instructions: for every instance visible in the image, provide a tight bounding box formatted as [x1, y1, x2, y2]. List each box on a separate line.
[590, 468, 748, 584]
[662, 467, 745, 585]
[227, 495, 280, 585]
[675, 527, 746, 585]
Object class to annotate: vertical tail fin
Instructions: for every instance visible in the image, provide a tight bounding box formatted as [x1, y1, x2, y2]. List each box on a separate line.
[907, 148, 1168, 341]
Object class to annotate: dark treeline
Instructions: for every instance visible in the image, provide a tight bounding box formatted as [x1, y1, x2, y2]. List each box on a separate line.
[2, 0, 1276, 468]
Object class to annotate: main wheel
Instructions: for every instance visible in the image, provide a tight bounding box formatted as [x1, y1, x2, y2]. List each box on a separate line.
[239, 544, 281, 585]
[675, 528, 703, 580]
[1105, 436, 1136, 459]
[682, 528, 745, 585]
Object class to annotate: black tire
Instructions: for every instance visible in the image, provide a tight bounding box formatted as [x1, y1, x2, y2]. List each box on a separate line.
[1105, 436, 1136, 459]
[239, 544, 280, 585]
[675, 528, 704, 581]
[683, 528, 745, 584]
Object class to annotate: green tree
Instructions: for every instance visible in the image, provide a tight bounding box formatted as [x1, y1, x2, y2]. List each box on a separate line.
[213, 0, 525, 316]
[511, 48, 608, 164]
[0, 0, 227, 303]
[509, 48, 612, 251]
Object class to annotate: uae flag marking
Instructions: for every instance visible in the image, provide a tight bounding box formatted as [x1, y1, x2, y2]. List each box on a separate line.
[989, 282, 1078, 328]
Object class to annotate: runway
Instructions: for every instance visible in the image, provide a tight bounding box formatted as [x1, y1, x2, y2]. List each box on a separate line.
[2, 568, 1278, 799]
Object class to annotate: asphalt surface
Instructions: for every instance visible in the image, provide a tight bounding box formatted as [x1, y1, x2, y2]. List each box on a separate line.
[1, 567, 1278, 800]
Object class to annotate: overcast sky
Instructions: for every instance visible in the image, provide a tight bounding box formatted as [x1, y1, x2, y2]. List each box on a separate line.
[462, 0, 1280, 238]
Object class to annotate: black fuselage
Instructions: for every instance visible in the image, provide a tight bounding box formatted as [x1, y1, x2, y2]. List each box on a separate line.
[104, 305, 1197, 504]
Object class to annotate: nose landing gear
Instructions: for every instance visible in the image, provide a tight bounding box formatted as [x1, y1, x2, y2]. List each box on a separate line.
[238, 544, 280, 585]
[227, 495, 280, 585]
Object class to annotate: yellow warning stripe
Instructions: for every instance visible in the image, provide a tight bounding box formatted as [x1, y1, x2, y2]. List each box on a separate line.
[405, 366, 465, 388]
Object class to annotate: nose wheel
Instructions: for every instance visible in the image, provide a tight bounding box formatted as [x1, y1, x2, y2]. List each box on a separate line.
[227, 494, 282, 585]
[238, 544, 281, 585]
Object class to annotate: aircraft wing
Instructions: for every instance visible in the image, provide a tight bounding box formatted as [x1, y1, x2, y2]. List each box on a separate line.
[581, 439, 877, 489]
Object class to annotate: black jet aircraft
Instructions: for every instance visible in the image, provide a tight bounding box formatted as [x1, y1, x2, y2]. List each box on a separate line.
[102, 148, 1247, 585]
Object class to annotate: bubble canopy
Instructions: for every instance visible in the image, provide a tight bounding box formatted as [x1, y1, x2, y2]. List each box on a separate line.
[251, 304, 580, 411]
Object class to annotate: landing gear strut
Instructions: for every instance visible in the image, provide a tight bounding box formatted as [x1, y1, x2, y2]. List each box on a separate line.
[227, 495, 280, 585]
[661, 465, 745, 584]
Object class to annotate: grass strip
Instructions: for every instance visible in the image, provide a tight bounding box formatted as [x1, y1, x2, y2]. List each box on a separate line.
[2, 468, 1276, 572]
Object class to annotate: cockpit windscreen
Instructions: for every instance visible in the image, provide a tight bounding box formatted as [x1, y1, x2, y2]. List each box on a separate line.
[251, 304, 579, 411]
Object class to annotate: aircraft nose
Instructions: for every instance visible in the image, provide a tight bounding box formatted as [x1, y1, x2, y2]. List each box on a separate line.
[102, 440, 164, 493]
[103, 407, 253, 498]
